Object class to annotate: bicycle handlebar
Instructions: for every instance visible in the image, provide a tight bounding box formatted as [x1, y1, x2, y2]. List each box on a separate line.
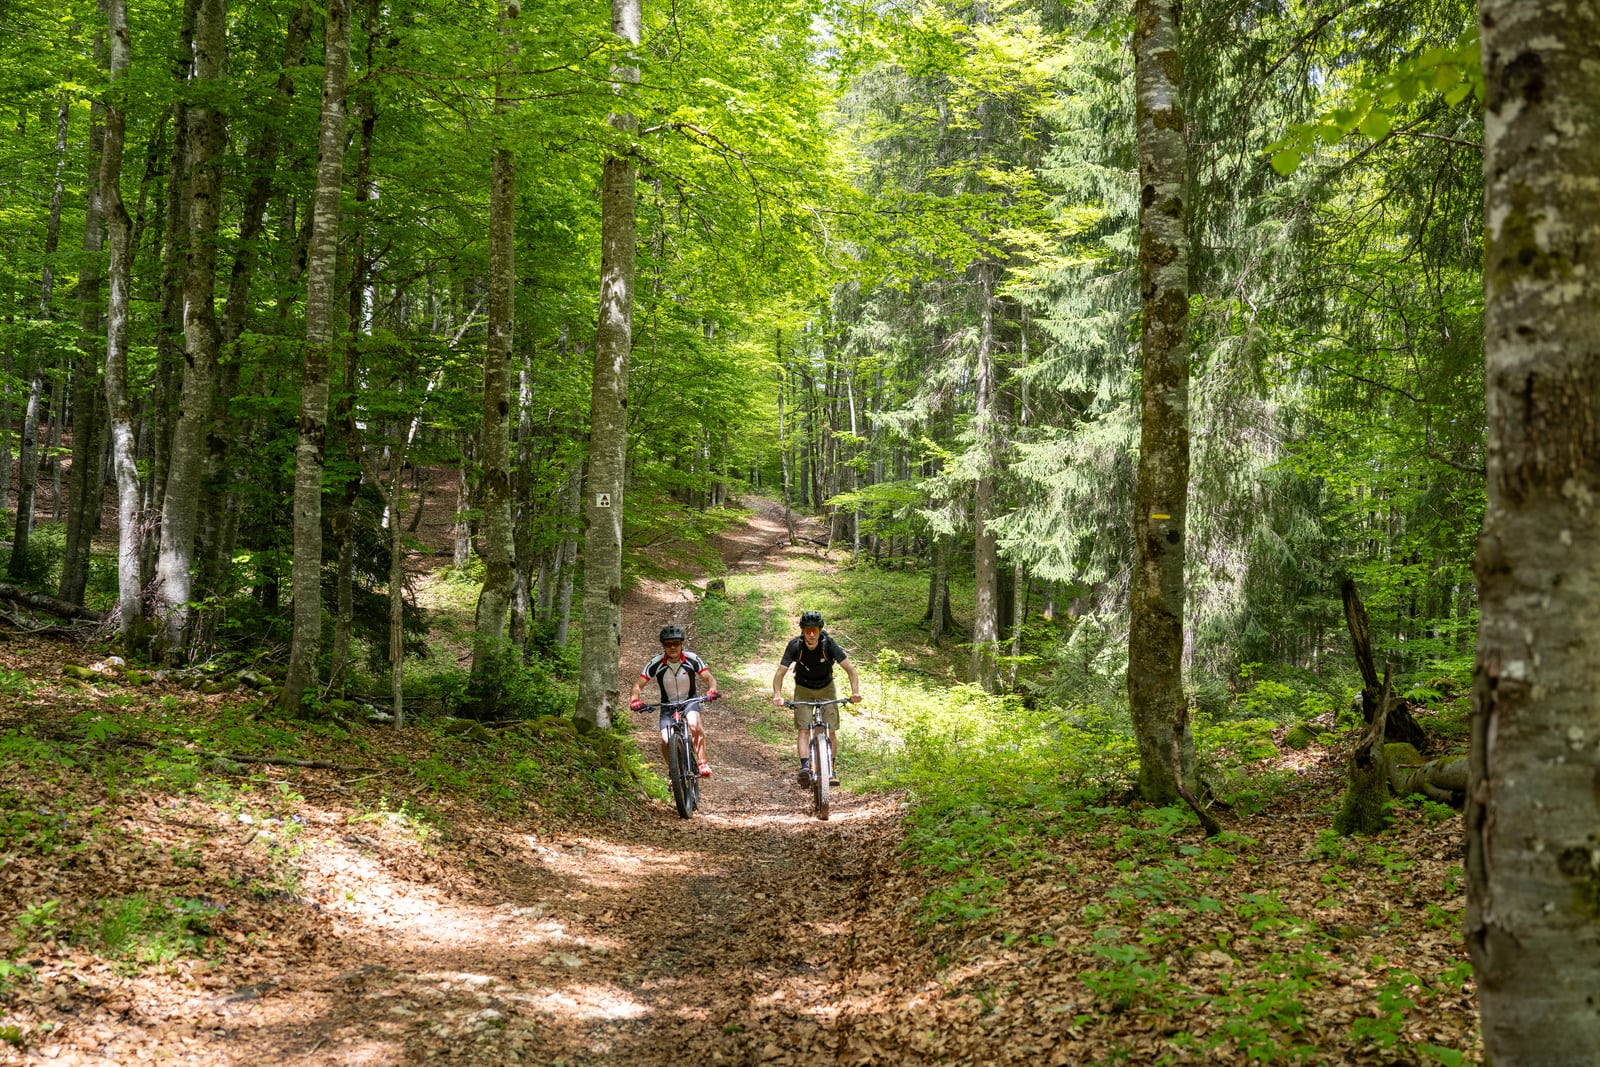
[635, 697, 709, 713]
[785, 698, 852, 708]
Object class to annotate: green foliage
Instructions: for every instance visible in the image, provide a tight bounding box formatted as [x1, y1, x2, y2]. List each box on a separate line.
[82, 895, 223, 968]
[1267, 27, 1482, 175]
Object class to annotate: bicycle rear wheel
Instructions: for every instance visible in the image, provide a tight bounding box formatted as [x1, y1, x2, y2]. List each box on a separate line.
[668, 733, 695, 819]
[810, 732, 830, 820]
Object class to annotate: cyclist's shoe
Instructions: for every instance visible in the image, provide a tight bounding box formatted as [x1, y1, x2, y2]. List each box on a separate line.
[828, 772, 840, 786]
[797, 767, 812, 786]
[699, 766, 712, 779]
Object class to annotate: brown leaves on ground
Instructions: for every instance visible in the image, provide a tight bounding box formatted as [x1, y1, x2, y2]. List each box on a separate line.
[0, 500, 1478, 1065]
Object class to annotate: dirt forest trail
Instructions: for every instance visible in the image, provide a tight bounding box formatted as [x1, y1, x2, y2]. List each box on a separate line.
[241, 498, 916, 1067]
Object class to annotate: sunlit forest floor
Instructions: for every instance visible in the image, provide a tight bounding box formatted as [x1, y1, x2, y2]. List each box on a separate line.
[0, 501, 1478, 1065]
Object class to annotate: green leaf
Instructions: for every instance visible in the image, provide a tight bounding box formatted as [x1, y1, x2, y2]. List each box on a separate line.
[1418, 1045, 1465, 1067]
[1270, 150, 1303, 176]
[1359, 110, 1393, 139]
[1444, 82, 1473, 107]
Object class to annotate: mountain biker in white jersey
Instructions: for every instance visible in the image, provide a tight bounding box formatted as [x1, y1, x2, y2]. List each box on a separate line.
[630, 624, 718, 778]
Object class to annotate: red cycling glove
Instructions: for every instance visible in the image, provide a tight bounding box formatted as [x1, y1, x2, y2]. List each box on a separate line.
[706, 689, 720, 702]
[629, 699, 643, 711]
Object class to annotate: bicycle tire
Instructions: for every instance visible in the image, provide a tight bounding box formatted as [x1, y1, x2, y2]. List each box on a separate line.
[685, 734, 701, 814]
[810, 732, 830, 820]
[668, 732, 694, 819]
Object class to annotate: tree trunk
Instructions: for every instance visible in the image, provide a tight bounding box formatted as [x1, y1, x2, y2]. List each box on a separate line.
[452, 452, 471, 569]
[198, 0, 314, 604]
[62, 77, 109, 605]
[1335, 665, 1395, 836]
[575, 0, 640, 732]
[1467, 6, 1600, 1059]
[554, 465, 581, 649]
[929, 534, 950, 645]
[282, 0, 351, 712]
[144, 0, 200, 573]
[100, 0, 143, 640]
[776, 348, 796, 545]
[1127, 0, 1194, 806]
[467, 1, 520, 717]
[328, 33, 375, 698]
[969, 263, 1001, 692]
[152, 0, 226, 658]
[8, 372, 43, 580]
[1340, 576, 1428, 747]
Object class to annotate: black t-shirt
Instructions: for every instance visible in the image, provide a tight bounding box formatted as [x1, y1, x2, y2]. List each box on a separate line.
[781, 632, 848, 690]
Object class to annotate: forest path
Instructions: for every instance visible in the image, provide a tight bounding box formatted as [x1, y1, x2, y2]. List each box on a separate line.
[249, 498, 906, 1067]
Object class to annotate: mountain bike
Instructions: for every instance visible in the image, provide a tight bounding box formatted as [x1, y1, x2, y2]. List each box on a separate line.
[788, 698, 849, 821]
[638, 697, 705, 819]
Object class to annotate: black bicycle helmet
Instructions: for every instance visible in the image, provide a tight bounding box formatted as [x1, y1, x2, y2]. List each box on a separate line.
[659, 624, 686, 643]
[799, 610, 824, 629]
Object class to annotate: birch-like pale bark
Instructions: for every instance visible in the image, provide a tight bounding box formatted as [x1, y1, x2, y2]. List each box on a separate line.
[969, 262, 1002, 693]
[1467, 4, 1600, 1059]
[281, 0, 351, 713]
[7, 373, 42, 581]
[152, 0, 226, 657]
[575, 0, 641, 731]
[776, 341, 796, 545]
[554, 466, 581, 649]
[1127, 0, 1195, 805]
[100, 0, 142, 638]
[9, 97, 76, 581]
[467, 0, 521, 714]
[143, 0, 198, 572]
[63, 59, 109, 604]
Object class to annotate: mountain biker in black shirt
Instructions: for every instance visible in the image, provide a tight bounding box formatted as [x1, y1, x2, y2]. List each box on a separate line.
[770, 610, 860, 786]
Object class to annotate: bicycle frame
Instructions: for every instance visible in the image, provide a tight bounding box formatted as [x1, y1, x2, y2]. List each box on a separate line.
[638, 698, 704, 819]
[787, 698, 849, 821]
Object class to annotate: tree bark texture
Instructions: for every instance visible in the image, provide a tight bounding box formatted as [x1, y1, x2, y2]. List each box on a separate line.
[1468, 4, 1600, 1060]
[8, 373, 43, 581]
[63, 75, 108, 605]
[153, 0, 226, 657]
[1127, 0, 1195, 806]
[969, 263, 1002, 693]
[575, 0, 640, 731]
[198, 0, 313, 603]
[776, 350, 796, 545]
[1341, 576, 1429, 748]
[100, 0, 143, 639]
[468, 0, 520, 714]
[282, 0, 351, 712]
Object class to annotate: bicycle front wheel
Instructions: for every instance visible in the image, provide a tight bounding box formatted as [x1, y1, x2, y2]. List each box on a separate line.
[668, 733, 695, 819]
[810, 733, 830, 820]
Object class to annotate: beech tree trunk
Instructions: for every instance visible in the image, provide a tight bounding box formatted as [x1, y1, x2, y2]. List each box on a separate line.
[8, 370, 43, 581]
[776, 348, 796, 545]
[1467, 6, 1600, 1059]
[143, 0, 200, 575]
[100, 0, 142, 639]
[969, 262, 1002, 693]
[575, 0, 640, 732]
[1127, 0, 1195, 806]
[467, 0, 520, 716]
[62, 73, 108, 604]
[282, 0, 351, 713]
[554, 466, 581, 649]
[198, 0, 313, 604]
[152, 0, 226, 657]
